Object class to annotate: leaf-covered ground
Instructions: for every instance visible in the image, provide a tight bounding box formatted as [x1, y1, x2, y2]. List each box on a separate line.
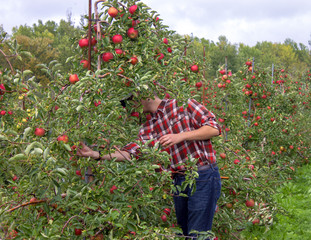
[241, 163, 311, 240]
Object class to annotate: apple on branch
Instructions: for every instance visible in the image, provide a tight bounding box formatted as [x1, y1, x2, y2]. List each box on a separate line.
[127, 27, 138, 39]
[156, 53, 164, 62]
[129, 5, 138, 14]
[245, 199, 255, 207]
[34, 128, 45, 137]
[102, 52, 114, 62]
[130, 56, 138, 65]
[69, 74, 79, 84]
[57, 135, 69, 143]
[75, 228, 82, 236]
[78, 38, 88, 48]
[0, 84, 5, 95]
[112, 34, 123, 44]
[80, 60, 89, 69]
[110, 185, 117, 194]
[190, 64, 199, 73]
[108, 7, 118, 18]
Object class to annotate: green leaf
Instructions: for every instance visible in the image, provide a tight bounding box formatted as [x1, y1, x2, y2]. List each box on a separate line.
[76, 105, 83, 112]
[25, 141, 43, 155]
[52, 168, 68, 177]
[43, 147, 50, 160]
[0, 134, 8, 141]
[31, 148, 43, 155]
[63, 143, 72, 151]
[22, 70, 33, 77]
[23, 127, 32, 139]
[9, 153, 27, 161]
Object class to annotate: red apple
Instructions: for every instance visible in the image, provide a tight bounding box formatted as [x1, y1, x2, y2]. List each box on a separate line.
[108, 7, 118, 18]
[76, 170, 82, 176]
[163, 208, 171, 216]
[75, 228, 82, 236]
[129, 5, 137, 14]
[190, 64, 199, 73]
[219, 153, 226, 159]
[91, 37, 97, 46]
[130, 56, 138, 65]
[0, 110, 6, 116]
[29, 197, 37, 203]
[102, 52, 114, 62]
[161, 214, 167, 222]
[78, 38, 88, 48]
[156, 53, 164, 62]
[167, 47, 172, 53]
[245, 199, 255, 207]
[195, 82, 203, 88]
[222, 75, 228, 81]
[57, 135, 69, 143]
[110, 185, 117, 194]
[233, 159, 240, 164]
[94, 101, 101, 107]
[132, 19, 140, 27]
[12, 175, 18, 181]
[218, 118, 225, 123]
[0, 84, 5, 95]
[112, 34, 123, 44]
[131, 112, 139, 118]
[8, 111, 13, 115]
[80, 60, 89, 69]
[219, 69, 226, 75]
[35, 128, 45, 137]
[163, 38, 168, 44]
[245, 61, 252, 66]
[118, 67, 124, 75]
[69, 74, 79, 84]
[115, 49, 123, 55]
[127, 27, 138, 39]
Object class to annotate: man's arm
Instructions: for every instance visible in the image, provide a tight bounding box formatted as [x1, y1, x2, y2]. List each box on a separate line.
[159, 125, 219, 148]
[76, 142, 130, 162]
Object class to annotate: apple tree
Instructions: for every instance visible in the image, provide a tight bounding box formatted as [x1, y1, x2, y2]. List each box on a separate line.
[0, 0, 208, 239]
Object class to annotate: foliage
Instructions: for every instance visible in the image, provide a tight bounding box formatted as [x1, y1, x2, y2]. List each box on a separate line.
[0, 0, 310, 239]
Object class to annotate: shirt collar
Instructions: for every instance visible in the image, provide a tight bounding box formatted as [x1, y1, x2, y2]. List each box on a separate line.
[150, 99, 167, 119]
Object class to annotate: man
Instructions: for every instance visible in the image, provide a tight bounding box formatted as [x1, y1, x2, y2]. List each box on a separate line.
[77, 95, 221, 239]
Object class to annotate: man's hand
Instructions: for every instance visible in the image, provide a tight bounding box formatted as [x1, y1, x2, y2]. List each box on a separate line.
[76, 142, 98, 159]
[159, 133, 184, 148]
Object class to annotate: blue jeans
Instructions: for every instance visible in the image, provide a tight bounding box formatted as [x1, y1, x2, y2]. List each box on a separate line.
[173, 166, 221, 239]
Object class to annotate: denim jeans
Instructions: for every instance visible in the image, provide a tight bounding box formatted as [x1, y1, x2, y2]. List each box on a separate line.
[173, 166, 221, 239]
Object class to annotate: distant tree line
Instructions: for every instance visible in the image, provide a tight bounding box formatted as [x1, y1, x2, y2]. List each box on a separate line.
[186, 35, 311, 78]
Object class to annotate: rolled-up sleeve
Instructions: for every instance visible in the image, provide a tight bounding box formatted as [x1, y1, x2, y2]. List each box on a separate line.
[122, 142, 141, 159]
[187, 99, 221, 134]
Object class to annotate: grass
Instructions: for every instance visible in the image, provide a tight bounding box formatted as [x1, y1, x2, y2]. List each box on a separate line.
[240, 164, 311, 240]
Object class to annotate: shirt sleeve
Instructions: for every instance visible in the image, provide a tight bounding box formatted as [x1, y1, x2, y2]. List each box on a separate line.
[121, 142, 141, 159]
[186, 99, 221, 134]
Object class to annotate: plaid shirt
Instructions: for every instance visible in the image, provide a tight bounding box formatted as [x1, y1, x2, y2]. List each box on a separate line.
[122, 99, 221, 171]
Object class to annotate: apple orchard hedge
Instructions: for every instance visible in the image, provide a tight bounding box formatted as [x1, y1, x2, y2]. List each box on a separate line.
[0, 0, 310, 239]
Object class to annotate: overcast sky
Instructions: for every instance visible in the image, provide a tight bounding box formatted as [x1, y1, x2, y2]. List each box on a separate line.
[1, 0, 311, 47]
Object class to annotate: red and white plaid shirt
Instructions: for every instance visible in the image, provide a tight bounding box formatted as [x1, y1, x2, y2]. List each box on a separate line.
[122, 99, 221, 171]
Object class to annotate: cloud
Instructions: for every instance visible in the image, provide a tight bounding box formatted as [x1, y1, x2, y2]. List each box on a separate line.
[0, 0, 87, 31]
[144, 0, 311, 46]
[1, 0, 310, 47]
